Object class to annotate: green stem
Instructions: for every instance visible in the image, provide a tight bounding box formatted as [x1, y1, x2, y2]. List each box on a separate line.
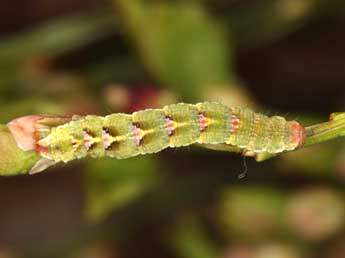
[304, 113, 345, 147]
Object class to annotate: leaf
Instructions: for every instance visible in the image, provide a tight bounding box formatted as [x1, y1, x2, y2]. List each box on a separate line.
[116, 0, 234, 100]
[84, 156, 161, 222]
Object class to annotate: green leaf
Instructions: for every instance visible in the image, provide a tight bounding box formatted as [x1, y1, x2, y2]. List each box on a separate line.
[85, 156, 161, 222]
[116, 0, 234, 100]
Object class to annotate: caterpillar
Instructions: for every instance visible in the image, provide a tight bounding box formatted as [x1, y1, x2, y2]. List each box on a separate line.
[7, 102, 305, 174]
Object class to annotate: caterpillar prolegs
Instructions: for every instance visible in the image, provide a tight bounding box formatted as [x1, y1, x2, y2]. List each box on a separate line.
[7, 102, 305, 173]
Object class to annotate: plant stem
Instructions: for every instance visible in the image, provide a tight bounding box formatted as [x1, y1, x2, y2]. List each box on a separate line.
[304, 113, 345, 147]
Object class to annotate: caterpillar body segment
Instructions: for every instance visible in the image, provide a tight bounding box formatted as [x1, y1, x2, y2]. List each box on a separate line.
[163, 103, 200, 147]
[132, 109, 170, 155]
[246, 112, 268, 152]
[35, 102, 305, 164]
[228, 107, 255, 149]
[196, 102, 232, 144]
[102, 113, 139, 159]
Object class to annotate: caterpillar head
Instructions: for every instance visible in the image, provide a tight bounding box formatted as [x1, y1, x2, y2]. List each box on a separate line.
[7, 115, 72, 152]
[7, 115, 74, 174]
[7, 115, 46, 151]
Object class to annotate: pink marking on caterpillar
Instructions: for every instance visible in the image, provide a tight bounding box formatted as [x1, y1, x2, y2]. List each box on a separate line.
[199, 113, 208, 131]
[102, 128, 112, 150]
[132, 125, 143, 146]
[166, 117, 175, 136]
[231, 115, 240, 133]
[83, 130, 93, 150]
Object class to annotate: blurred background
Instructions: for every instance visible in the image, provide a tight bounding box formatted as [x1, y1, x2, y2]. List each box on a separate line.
[1, 0, 345, 257]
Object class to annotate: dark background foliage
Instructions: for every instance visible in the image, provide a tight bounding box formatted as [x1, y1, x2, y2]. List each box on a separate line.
[1, 1, 345, 257]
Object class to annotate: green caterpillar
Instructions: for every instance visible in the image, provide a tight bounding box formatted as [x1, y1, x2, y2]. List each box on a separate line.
[7, 102, 305, 173]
